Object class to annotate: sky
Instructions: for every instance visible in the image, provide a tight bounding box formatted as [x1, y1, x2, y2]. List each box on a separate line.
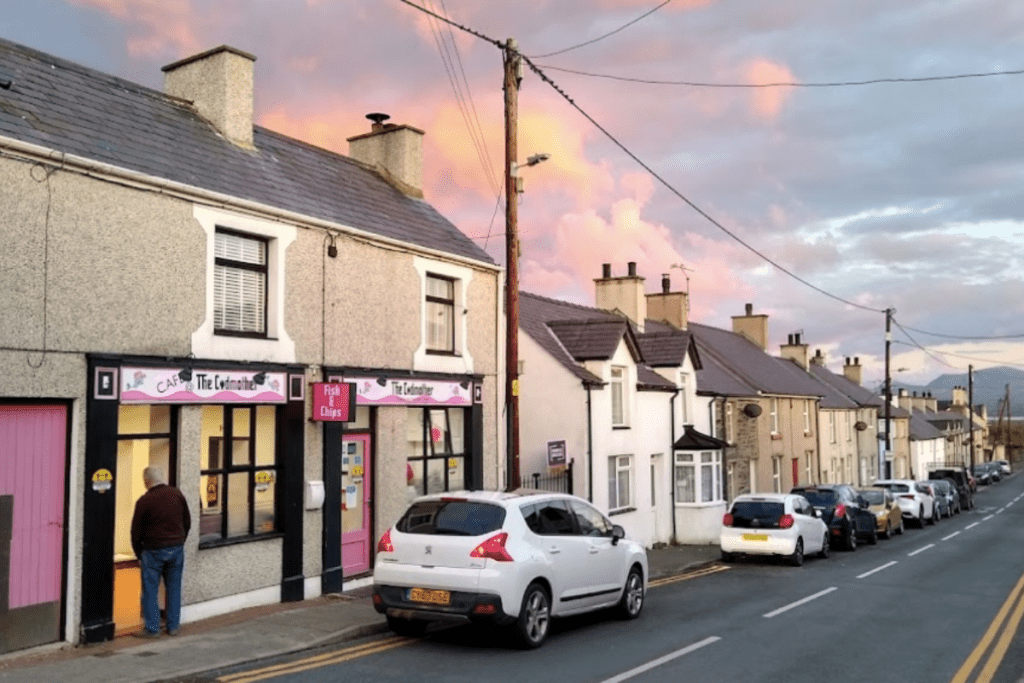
[3, 0, 1023, 392]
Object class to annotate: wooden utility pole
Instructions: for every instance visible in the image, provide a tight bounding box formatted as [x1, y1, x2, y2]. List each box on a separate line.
[883, 308, 892, 479]
[968, 364, 975, 468]
[504, 38, 521, 491]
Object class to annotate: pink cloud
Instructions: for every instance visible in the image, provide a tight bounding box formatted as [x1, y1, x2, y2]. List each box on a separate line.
[745, 59, 797, 118]
[67, 0, 203, 57]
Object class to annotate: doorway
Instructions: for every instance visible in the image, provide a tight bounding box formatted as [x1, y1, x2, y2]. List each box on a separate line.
[341, 434, 372, 575]
[112, 405, 175, 636]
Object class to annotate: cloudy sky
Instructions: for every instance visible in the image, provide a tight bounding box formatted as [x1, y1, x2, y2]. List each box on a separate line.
[4, 0, 1023, 390]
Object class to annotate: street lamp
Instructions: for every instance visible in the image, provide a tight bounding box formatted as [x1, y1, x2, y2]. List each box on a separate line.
[504, 145, 549, 492]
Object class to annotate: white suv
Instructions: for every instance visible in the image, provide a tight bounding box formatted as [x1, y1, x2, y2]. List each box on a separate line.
[875, 479, 935, 527]
[372, 490, 649, 648]
[720, 493, 830, 566]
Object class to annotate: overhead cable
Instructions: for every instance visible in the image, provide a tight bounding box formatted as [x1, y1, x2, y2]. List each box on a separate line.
[527, 0, 673, 59]
[893, 324, 1024, 341]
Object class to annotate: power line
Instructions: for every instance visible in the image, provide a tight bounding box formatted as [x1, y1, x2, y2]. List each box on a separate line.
[527, 0, 673, 59]
[891, 319, 958, 368]
[533, 64, 1024, 88]
[894, 324, 1024, 341]
[893, 341, 1024, 370]
[399, 0, 887, 314]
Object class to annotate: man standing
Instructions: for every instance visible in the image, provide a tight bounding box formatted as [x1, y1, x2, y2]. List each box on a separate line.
[131, 465, 191, 638]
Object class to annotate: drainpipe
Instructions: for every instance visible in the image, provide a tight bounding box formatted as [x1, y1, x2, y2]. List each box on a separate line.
[669, 389, 679, 544]
[585, 382, 594, 502]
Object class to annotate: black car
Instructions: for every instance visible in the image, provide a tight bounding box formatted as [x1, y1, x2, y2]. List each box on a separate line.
[972, 465, 992, 486]
[930, 469, 974, 510]
[791, 484, 878, 549]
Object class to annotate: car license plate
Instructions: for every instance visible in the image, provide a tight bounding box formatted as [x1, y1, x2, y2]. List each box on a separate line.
[409, 588, 451, 606]
[742, 534, 769, 541]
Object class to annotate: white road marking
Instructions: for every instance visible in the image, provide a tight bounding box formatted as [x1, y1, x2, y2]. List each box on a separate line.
[598, 636, 722, 683]
[942, 531, 960, 541]
[1007, 501, 1014, 507]
[763, 587, 838, 618]
[998, 508, 1006, 514]
[984, 515, 995, 521]
[965, 522, 979, 530]
[908, 544, 935, 557]
[857, 561, 898, 579]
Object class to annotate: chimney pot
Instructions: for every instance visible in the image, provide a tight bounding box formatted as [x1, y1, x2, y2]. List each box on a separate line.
[845, 357, 850, 366]
[602, 263, 611, 278]
[745, 303, 753, 315]
[662, 274, 670, 293]
[854, 357, 859, 365]
[627, 262, 637, 277]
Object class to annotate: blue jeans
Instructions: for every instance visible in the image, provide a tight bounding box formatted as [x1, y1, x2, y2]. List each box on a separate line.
[139, 545, 184, 634]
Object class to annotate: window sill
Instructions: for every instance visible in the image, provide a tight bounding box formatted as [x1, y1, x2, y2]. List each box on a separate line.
[804, 431, 814, 437]
[609, 507, 636, 517]
[425, 350, 461, 357]
[198, 532, 283, 550]
[612, 425, 631, 430]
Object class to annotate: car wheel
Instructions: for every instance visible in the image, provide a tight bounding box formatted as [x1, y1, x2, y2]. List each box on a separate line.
[868, 527, 878, 545]
[881, 521, 891, 540]
[846, 527, 857, 551]
[515, 582, 551, 649]
[788, 538, 804, 567]
[897, 517, 905, 535]
[817, 532, 830, 559]
[918, 507, 926, 528]
[386, 615, 428, 638]
[927, 507, 937, 525]
[721, 550, 734, 563]
[616, 566, 644, 620]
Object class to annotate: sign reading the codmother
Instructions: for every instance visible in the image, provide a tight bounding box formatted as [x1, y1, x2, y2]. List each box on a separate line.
[336, 376, 472, 406]
[120, 367, 287, 404]
[311, 382, 356, 422]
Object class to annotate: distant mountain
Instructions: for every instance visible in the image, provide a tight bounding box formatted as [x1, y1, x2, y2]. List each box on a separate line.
[921, 366, 1024, 418]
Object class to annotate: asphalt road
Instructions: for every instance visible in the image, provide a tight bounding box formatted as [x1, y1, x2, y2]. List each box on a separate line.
[204, 474, 1024, 683]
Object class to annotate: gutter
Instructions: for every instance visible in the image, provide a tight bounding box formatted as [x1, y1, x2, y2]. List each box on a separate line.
[0, 135, 501, 274]
[670, 389, 679, 544]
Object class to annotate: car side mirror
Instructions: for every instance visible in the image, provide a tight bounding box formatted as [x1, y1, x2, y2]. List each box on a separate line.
[611, 524, 625, 545]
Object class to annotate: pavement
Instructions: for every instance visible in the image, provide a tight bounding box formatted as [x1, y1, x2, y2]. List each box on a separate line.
[0, 543, 721, 683]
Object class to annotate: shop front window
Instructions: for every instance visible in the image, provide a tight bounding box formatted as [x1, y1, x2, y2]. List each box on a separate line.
[407, 407, 466, 495]
[199, 405, 279, 545]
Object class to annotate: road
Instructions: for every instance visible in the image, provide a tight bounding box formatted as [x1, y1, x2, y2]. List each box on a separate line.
[200, 475, 1024, 683]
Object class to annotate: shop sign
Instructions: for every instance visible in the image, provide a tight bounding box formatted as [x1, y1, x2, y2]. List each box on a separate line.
[120, 367, 287, 404]
[311, 382, 356, 422]
[546, 440, 567, 468]
[338, 376, 472, 407]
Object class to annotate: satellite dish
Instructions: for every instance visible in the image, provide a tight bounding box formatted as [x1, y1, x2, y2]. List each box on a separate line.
[743, 404, 762, 418]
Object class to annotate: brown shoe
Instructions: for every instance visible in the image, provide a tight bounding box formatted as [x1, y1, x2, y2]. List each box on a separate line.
[132, 630, 160, 639]
[166, 629, 179, 636]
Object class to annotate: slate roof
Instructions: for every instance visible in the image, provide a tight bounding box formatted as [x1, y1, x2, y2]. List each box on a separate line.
[694, 350, 758, 397]
[673, 425, 729, 451]
[808, 364, 864, 410]
[811, 368, 912, 418]
[519, 292, 615, 386]
[0, 37, 492, 264]
[688, 322, 824, 399]
[637, 365, 677, 391]
[547, 320, 638, 362]
[909, 410, 944, 441]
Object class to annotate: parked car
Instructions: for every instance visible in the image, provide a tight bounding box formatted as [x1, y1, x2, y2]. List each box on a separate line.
[996, 460, 1012, 475]
[720, 493, 830, 566]
[932, 478, 961, 515]
[875, 479, 935, 527]
[856, 487, 905, 539]
[918, 481, 950, 519]
[372, 490, 648, 648]
[930, 469, 973, 510]
[986, 462, 1002, 482]
[791, 484, 879, 548]
[972, 464, 992, 486]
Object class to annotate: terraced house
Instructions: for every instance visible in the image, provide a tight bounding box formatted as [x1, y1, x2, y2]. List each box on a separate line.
[0, 39, 502, 652]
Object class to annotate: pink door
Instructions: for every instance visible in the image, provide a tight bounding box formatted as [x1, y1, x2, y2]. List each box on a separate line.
[341, 434, 372, 575]
[0, 405, 67, 654]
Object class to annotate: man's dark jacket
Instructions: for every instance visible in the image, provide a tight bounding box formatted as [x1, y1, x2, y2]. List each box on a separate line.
[131, 484, 191, 557]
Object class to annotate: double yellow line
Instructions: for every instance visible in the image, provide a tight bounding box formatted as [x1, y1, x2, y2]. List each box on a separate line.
[216, 636, 412, 683]
[648, 563, 729, 589]
[950, 571, 1024, 683]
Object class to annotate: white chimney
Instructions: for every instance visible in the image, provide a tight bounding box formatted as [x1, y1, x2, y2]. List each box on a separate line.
[163, 46, 256, 148]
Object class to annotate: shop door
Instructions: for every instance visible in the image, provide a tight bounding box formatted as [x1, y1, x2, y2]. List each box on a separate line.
[112, 405, 174, 636]
[341, 434, 372, 575]
[0, 405, 67, 654]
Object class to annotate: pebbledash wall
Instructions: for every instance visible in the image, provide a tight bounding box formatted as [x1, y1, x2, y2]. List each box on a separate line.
[0, 146, 501, 647]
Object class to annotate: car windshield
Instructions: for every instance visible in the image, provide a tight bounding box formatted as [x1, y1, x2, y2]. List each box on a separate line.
[880, 483, 910, 493]
[859, 490, 885, 505]
[796, 490, 839, 507]
[396, 500, 506, 536]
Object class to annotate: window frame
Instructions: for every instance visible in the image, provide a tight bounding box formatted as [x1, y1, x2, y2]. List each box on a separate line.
[406, 407, 468, 496]
[674, 450, 724, 505]
[803, 401, 811, 433]
[611, 366, 627, 427]
[829, 412, 837, 443]
[213, 228, 269, 339]
[424, 273, 457, 355]
[770, 398, 780, 435]
[772, 455, 782, 493]
[608, 454, 633, 511]
[679, 372, 690, 425]
[725, 402, 734, 444]
[198, 404, 280, 547]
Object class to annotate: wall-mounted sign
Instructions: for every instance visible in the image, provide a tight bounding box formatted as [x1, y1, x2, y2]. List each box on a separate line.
[546, 440, 567, 468]
[334, 376, 472, 407]
[120, 367, 287, 404]
[311, 382, 356, 422]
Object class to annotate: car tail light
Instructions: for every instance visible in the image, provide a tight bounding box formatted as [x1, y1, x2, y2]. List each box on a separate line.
[377, 528, 394, 553]
[779, 514, 794, 529]
[723, 513, 734, 527]
[834, 504, 847, 518]
[900, 495, 915, 500]
[470, 532, 513, 562]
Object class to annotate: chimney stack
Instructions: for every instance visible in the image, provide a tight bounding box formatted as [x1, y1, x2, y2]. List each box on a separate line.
[732, 303, 769, 351]
[595, 263, 647, 332]
[348, 113, 425, 198]
[163, 45, 256, 148]
[646, 272, 689, 330]
[780, 332, 810, 370]
[843, 357, 863, 386]
[810, 349, 826, 367]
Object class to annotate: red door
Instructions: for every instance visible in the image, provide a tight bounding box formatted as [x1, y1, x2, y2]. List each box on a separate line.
[0, 405, 67, 654]
[341, 434, 372, 575]
[792, 457, 800, 488]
